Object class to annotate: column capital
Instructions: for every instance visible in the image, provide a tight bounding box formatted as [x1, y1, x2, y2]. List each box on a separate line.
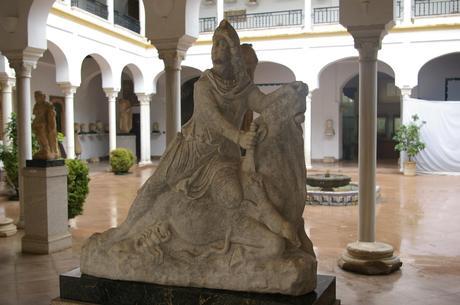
[103, 88, 119, 100]
[136, 93, 151, 105]
[58, 83, 78, 96]
[0, 76, 15, 92]
[352, 35, 381, 61]
[5, 47, 44, 78]
[158, 49, 186, 70]
[400, 86, 412, 97]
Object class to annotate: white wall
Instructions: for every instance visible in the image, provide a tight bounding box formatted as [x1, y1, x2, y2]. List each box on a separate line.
[418, 53, 460, 101]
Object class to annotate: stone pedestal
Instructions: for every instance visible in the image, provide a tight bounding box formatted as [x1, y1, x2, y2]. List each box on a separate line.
[21, 160, 72, 254]
[0, 217, 17, 237]
[54, 268, 340, 305]
[338, 242, 402, 275]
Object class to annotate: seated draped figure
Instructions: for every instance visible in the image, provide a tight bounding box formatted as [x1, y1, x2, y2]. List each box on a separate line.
[80, 20, 317, 296]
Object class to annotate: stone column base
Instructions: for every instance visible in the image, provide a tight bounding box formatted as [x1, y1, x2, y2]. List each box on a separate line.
[22, 232, 71, 254]
[338, 241, 402, 275]
[138, 160, 152, 167]
[0, 217, 17, 237]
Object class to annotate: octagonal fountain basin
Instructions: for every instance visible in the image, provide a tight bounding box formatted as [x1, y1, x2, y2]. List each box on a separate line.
[306, 173, 351, 191]
[306, 183, 381, 206]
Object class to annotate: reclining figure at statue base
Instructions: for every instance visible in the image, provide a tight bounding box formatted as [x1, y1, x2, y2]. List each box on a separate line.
[80, 20, 317, 296]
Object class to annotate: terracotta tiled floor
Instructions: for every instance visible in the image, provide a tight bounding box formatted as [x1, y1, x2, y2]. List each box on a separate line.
[1, 162, 459, 305]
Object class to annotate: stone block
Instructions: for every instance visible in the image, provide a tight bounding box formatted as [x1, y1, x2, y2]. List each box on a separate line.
[22, 163, 71, 254]
[59, 268, 340, 305]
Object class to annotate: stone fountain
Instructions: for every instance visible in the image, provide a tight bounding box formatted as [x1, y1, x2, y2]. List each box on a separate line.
[306, 171, 380, 206]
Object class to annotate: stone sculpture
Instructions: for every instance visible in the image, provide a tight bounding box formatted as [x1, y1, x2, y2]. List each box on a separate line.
[32, 91, 59, 160]
[81, 20, 317, 296]
[118, 98, 132, 133]
[96, 121, 104, 133]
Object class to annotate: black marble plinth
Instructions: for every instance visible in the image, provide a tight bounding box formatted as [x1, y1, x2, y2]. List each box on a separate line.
[26, 159, 65, 167]
[59, 268, 340, 305]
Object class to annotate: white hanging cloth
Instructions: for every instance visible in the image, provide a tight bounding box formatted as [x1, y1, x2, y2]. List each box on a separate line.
[403, 98, 460, 175]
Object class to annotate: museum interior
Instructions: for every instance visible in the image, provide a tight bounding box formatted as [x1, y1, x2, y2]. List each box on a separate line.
[0, 0, 459, 304]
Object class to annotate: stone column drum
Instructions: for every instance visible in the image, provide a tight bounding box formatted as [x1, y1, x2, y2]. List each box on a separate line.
[22, 160, 72, 254]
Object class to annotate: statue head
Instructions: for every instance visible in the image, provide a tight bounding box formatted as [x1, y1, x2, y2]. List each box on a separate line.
[34, 90, 46, 103]
[211, 20, 249, 84]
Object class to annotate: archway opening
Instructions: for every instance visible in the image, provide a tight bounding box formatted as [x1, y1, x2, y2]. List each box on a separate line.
[119, 66, 140, 159]
[341, 72, 401, 161]
[180, 66, 202, 125]
[74, 55, 112, 161]
[418, 52, 460, 101]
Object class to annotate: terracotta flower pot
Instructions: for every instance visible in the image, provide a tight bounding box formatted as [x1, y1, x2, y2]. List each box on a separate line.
[403, 161, 416, 176]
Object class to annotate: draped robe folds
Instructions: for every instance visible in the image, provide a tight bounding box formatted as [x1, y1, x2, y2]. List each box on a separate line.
[124, 69, 268, 224]
[80, 68, 318, 295]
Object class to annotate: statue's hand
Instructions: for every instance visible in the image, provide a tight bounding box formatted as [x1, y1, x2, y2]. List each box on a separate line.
[238, 129, 257, 150]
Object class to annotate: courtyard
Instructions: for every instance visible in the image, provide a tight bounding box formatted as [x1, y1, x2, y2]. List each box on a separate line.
[0, 162, 459, 305]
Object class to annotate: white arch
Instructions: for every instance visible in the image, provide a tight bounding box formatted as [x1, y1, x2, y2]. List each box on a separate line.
[255, 61, 296, 84]
[181, 65, 202, 84]
[122, 63, 146, 93]
[79, 53, 116, 90]
[417, 51, 460, 79]
[47, 40, 71, 84]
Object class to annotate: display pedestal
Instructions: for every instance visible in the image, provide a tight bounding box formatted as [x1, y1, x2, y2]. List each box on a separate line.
[21, 160, 72, 254]
[53, 268, 339, 305]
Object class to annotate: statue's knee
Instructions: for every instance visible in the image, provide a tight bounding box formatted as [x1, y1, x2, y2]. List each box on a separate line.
[265, 234, 285, 257]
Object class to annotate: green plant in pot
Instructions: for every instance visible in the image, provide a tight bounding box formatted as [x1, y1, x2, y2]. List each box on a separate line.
[110, 148, 135, 174]
[393, 114, 426, 176]
[66, 159, 90, 219]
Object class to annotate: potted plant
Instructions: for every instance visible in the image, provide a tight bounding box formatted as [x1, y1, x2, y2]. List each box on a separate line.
[110, 148, 135, 174]
[393, 114, 426, 176]
[66, 159, 90, 219]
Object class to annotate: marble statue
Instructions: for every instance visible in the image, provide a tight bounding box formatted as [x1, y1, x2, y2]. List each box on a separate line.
[118, 99, 132, 133]
[32, 91, 59, 160]
[81, 20, 317, 296]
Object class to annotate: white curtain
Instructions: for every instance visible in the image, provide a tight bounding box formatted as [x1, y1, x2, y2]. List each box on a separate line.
[403, 98, 460, 175]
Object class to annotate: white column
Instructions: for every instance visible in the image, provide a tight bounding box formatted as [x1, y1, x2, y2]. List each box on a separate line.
[104, 89, 118, 152]
[158, 50, 184, 147]
[399, 86, 412, 172]
[59, 84, 77, 159]
[9, 57, 39, 229]
[403, 0, 412, 24]
[107, 0, 114, 23]
[217, 0, 224, 22]
[0, 77, 15, 145]
[304, 92, 312, 169]
[304, 0, 312, 31]
[356, 38, 379, 242]
[139, 0, 146, 36]
[137, 93, 152, 165]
